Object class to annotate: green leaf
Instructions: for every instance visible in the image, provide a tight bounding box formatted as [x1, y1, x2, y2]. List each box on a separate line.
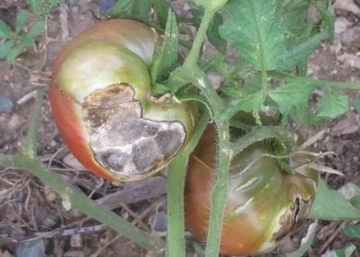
[0, 40, 14, 59]
[200, 53, 226, 72]
[268, 82, 315, 117]
[316, 91, 349, 119]
[334, 244, 357, 257]
[0, 20, 13, 39]
[107, 0, 134, 15]
[151, 10, 178, 83]
[28, 20, 45, 38]
[289, 101, 321, 127]
[20, 35, 35, 47]
[6, 45, 23, 63]
[226, 92, 264, 117]
[132, 0, 152, 22]
[354, 97, 360, 113]
[207, 12, 226, 53]
[105, 0, 151, 22]
[313, 1, 335, 42]
[152, 0, 171, 29]
[219, 0, 287, 71]
[279, 31, 327, 70]
[344, 225, 360, 238]
[275, 0, 312, 38]
[16, 10, 28, 32]
[220, 83, 244, 98]
[296, 59, 308, 77]
[309, 180, 360, 220]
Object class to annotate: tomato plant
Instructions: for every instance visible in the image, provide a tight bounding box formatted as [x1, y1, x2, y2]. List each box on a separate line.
[1, 1, 360, 257]
[50, 19, 197, 182]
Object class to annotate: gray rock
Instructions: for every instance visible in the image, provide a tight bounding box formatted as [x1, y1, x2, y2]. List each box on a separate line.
[0, 95, 14, 113]
[152, 211, 167, 232]
[16, 240, 44, 257]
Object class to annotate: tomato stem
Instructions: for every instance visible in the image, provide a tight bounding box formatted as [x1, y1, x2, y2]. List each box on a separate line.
[205, 120, 231, 257]
[231, 126, 298, 157]
[167, 111, 210, 257]
[0, 154, 165, 253]
[174, 2, 232, 255]
[184, 7, 217, 68]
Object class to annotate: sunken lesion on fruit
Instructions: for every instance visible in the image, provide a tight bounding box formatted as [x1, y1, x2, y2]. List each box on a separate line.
[82, 83, 186, 180]
[272, 175, 316, 241]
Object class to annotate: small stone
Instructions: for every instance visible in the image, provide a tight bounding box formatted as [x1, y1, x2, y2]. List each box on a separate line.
[8, 114, 25, 131]
[0, 95, 15, 113]
[334, 17, 351, 35]
[16, 240, 44, 257]
[152, 211, 167, 233]
[62, 200, 72, 211]
[44, 185, 57, 202]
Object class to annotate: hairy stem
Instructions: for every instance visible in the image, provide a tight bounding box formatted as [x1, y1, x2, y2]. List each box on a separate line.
[205, 120, 230, 257]
[184, 8, 216, 67]
[0, 154, 165, 253]
[231, 126, 298, 157]
[167, 112, 211, 257]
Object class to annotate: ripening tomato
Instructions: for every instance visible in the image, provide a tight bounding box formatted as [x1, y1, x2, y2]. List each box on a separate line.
[50, 19, 197, 182]
[185, 124, 318, 255]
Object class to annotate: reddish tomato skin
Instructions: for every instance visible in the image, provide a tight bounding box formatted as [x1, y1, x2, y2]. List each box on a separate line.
[49, 85, 118, 180]
[185, 125, 317, 255]
[184, 126, 267, 255]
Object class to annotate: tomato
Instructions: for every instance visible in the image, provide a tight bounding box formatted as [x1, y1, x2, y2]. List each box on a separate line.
[50, 19, 197, 182]
[184, 124, 318, 255]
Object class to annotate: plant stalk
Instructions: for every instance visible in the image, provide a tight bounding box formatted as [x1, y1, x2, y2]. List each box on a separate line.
[184, 8, 216, 68]
[0, 154, 165, 253]
[167, 112, 211, 257]
[269, 71, 360, 89]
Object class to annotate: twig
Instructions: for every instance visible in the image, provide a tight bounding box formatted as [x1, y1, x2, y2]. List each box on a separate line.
[319, 221, 347, 254]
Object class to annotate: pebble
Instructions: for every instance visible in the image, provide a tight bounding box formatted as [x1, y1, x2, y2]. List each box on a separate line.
[8, 114, 25, 131]
[0, 95, 15, 113]
[98, 0, 114, 12]
[152, 211, 167, 233]
[16, 240, 44, 257]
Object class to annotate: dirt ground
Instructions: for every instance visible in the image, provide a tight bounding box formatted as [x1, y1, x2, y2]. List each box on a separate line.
[0, 0, 360, 256]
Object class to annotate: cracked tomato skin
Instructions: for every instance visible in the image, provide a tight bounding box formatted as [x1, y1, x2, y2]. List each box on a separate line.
[184, 125, 318, 255]
[50, 19, 196, 182]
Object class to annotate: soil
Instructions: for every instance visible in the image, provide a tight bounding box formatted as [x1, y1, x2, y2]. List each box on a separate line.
[0, 0, 360, 257]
